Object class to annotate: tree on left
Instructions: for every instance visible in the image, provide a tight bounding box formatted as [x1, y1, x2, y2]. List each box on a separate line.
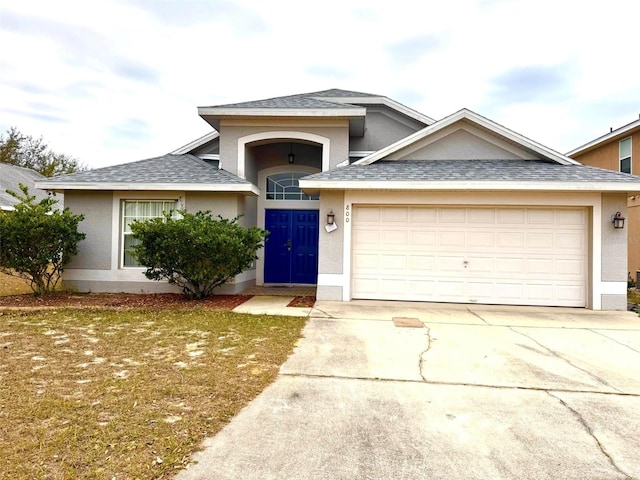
[0, 185, 86, 295]
[0, 126, 85, 177]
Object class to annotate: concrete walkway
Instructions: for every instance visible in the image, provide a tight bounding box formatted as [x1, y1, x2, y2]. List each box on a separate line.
[178, 301, 640, 480]
[232, 295, 312, 317]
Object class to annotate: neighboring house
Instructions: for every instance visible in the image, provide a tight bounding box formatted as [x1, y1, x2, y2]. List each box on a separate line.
[37, 89, 640, 310]
[0, 162, 54, 211]
[567, 117, 640, 279]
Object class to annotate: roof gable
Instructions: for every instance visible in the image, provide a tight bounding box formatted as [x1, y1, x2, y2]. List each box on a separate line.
[355, 109, 578, 166]
[568, 117, 640, 157]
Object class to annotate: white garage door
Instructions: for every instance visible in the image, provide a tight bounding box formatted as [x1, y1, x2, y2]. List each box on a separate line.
[351, 206, 587, 307]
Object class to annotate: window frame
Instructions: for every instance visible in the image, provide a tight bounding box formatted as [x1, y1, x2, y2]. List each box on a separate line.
[619, 137, 632, 174]
[121, 199, 178, 268]
[265, 172, 319, 201]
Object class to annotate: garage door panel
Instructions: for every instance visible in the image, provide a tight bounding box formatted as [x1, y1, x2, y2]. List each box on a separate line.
[352, 206, 587, 307]
[381, 230, 408, 245]
[435, 280, 466, 298]
[410, 231, 436, 246]
[382, 207, 408, 222]
[381, 255, 406, 271]
[555, 259, 584, 276]
[440, 208, 466, 223]
[409, 256, 436, 272]
[557, 233, 584, 249]
[497, 209, 525, 224]
[410, 207, 436, 222]
[353, 228, 380, 246]
[354, 207, 381, 222]
[438, 231, 466, 247]
[528, 209, 556, 224]
[468, 232, 495, 248]
[527, 233, 554, 248]
[556, 209, 585, 225]
[497, 232, 524, 248]
[353, 253, 379, 270]
[496, 258, 524, 274]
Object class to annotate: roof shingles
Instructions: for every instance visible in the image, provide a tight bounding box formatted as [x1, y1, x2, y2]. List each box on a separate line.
[44, 154, 249, 185]
[302, 160, 640, 184]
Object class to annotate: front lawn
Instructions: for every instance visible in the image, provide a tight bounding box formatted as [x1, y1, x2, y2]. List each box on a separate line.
[0, 307, 305, 479]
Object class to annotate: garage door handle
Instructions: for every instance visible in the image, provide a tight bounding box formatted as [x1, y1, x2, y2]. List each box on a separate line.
[463, 260, 469, 268]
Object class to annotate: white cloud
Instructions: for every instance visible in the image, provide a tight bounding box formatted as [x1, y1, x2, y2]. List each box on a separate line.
[1, 0, 639, 169]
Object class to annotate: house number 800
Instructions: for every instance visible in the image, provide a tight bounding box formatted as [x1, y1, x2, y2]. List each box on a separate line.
[345, 205, 350, 223]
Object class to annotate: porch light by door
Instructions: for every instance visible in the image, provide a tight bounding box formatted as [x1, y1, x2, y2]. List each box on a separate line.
[612, 211, 625, 229]
[327, 211, 335, 225]
[288, 144, 295, 164]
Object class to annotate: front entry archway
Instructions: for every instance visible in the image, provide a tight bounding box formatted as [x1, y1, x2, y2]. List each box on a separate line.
[264, 209, 319, 284]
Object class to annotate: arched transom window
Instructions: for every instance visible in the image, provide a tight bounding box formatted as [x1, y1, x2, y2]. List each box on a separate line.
[266, 172, 319, 200]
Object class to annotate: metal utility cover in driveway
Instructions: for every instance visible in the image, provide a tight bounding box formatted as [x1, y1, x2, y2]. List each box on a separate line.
[177, 301, 640, 480]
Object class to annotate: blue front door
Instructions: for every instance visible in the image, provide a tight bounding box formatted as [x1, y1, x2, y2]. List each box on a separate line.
[264, 209, 319, 284]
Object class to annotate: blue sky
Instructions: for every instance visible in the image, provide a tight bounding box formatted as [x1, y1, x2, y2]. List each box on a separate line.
[1, 0, 639, 169]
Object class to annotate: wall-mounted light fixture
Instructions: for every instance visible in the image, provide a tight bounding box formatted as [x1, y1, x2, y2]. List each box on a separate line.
[288, 144, 295, 164]
[327, 211, 335, 225]
[612, 211, 625, 229]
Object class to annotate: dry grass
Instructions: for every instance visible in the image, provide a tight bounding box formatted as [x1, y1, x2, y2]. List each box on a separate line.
[0, 307, 306, 479]
[628, 288, 640, 305]
[0, 271, 32, 296]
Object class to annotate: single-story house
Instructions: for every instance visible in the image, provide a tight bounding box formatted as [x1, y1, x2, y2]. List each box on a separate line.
[37, 89, 640, 310]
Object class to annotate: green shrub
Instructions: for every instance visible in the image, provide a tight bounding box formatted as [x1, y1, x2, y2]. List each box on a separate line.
[130, 211, 267, 299]
[0, 184, 85, 295]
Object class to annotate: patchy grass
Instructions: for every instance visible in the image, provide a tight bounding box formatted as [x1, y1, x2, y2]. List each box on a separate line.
[0, 271, 32, 296]
[0, 307, 306, 479]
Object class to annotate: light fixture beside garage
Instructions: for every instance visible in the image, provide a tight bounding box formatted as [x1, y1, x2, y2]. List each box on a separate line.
[612, 211, 625, 229]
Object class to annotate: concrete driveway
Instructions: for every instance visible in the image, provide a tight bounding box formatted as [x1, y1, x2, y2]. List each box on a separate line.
[178, 301, 640, 480]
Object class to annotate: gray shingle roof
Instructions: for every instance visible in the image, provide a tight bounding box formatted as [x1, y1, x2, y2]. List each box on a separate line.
[305, 89, 380, 97]
[0, 163, 51, 209]
[44, 154, 249, 185]
[202, 89, 375, 110]
[301, 160, 640, 184]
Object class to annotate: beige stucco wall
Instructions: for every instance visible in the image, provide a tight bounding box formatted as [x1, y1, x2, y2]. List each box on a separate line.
[388, 124, 538, 161]
[219, 120, 349, 177]
[64, 191, 113, 270]
[61, 189, 256, 294]
[317, 191, 345, 300]
[349, 107, 424, 152]
[185, 191, 243, 219]
[600, 193, 628, 310]
[400, 129, 526, 160]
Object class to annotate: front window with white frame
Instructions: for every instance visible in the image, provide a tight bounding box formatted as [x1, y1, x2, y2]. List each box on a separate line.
[620, 137, 632, 174]
[122, 200, 178, 267]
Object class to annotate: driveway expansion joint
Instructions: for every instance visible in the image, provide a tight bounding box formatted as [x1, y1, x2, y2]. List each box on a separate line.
[509, 326, 624, 393]
[277, 373, 640, 397]
[547, 391, 633, 479]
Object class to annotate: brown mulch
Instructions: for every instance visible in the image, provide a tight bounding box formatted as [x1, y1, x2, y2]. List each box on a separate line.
[287, 296, 316, 308]
[0, 292, 253, 309]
